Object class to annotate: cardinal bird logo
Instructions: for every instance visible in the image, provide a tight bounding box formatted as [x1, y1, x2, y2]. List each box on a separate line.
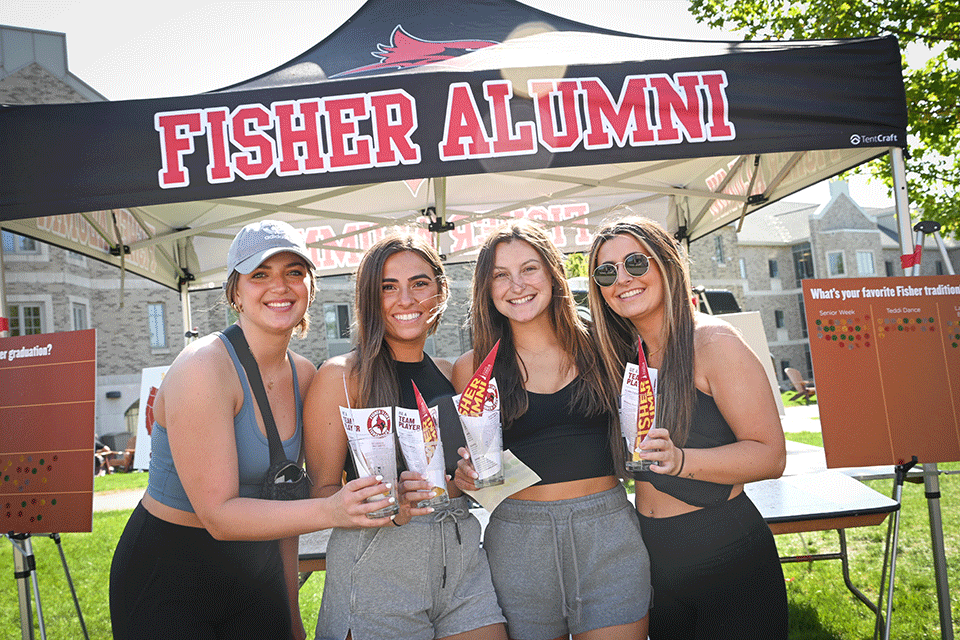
[334, 26, 497, 77]
[367, 408, 391, 437]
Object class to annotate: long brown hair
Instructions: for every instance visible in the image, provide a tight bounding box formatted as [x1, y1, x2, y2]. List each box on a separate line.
[469, 219, 616, 427]
[587, 213, 697, 456]
[353, 233, 449, 407]
[224, 259, 316, 338]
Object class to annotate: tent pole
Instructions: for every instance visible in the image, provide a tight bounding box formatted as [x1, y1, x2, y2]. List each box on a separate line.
[181, 287, 193, 347]
[890, 148, 913, 260]
[889, 146, 954, 640]
[0, 235, 8, 337]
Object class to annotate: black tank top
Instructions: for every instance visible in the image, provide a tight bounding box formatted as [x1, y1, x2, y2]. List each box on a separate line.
[504, 380, 614, 485]
[634, 389, 736, 508]
[395, 356, 455, 409]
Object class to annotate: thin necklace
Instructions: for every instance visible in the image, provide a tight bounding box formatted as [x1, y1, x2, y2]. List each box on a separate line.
[644, 342, 665, 358]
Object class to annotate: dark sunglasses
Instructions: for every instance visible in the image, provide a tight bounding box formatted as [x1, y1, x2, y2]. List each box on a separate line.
[273, 462, 311, 486]
[593, 252, 650, 287]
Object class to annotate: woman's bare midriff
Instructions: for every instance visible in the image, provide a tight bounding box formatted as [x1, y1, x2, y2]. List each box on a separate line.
[509, 475, 619, 502]
[141, 491, 205, 528]
[635, 480, 743, 518]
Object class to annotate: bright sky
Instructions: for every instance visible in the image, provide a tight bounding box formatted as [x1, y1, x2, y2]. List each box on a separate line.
[2, 0, 895, 207]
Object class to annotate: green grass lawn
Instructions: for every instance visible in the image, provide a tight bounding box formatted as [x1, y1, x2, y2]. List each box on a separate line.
[4, 449, 958, 638]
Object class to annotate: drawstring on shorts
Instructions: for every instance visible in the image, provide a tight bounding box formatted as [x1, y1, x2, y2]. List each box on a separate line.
[547, 509, 583, 626]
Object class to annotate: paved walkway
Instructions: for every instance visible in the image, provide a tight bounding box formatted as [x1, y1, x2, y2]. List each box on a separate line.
[93, 487, 144, 512]
[780, 402, 821, 433]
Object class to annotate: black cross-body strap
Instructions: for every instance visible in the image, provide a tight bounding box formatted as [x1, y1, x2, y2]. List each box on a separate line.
[222, 324, 285, 466]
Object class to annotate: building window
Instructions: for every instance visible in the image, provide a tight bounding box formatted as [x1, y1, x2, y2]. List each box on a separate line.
[797, 294, 808, 338]
[72, 302, 89, 331]
[2, 231, 39, 254]
[936, 261, 945, 276]
[768, 259, 779, 278]
[148, 303, 167, 348]
[856, 251, 875, 276]
[774, 310, 785, 328]
[714, 236, 725, 263]
[827, 251, 845, 276]
[66, 249, 87, 266]
[324, 303, 351, 341]
[8, 304, 44, 336]
[780, 360, 791, 381]
[125, 401, 139, 434]
[739, 258, 747, 279]
[885, 260, 895, 277]
[792, 242, 814, 287]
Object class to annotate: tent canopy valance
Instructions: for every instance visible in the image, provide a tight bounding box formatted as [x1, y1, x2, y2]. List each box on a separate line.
[0, 0, 907, 291]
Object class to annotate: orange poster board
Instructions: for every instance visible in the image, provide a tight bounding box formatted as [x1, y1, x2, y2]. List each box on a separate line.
[0, 329, 96, 533]
[803, 276, 960, 467]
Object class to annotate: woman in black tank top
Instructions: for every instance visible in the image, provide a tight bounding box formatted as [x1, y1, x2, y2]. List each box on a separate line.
[588, 212, 788, 640]
[454, 220, 651, 640]
[303, 234, 508, 640]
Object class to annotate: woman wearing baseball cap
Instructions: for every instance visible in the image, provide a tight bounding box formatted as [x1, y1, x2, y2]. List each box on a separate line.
[110, 220, 395, 640]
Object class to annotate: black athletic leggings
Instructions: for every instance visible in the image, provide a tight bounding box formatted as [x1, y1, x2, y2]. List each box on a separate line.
[638, 491, 788, 640]
[109, 502, 293, 640]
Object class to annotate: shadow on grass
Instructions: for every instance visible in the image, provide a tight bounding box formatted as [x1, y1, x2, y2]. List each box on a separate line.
[789, 601, 844, 640]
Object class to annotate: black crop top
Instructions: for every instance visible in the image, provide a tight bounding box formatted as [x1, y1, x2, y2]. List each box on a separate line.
[634, 389, 735, 508]
[395, 356, 455, 409]
[504, 380, 615, 485]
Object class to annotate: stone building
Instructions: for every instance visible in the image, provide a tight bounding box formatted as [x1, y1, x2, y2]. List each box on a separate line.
[698, 182, 960, 386]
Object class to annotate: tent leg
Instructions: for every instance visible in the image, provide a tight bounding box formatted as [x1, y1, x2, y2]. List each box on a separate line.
[889, 147, 913, 259]
[181, 287, 194, 346]
[0, 237, 8, 337]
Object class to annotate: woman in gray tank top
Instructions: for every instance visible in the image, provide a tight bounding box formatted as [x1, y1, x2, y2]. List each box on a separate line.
[110, 220, 394, 640]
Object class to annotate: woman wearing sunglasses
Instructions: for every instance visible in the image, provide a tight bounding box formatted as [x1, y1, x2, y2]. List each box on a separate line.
[455, 220, 651, 640]
[587, 214, 787, 640]
[110, 220, 394, 640]
[304, 233, 507, 640]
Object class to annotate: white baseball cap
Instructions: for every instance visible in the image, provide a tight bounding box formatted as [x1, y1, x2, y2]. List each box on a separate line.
[227, 220, 316, 275]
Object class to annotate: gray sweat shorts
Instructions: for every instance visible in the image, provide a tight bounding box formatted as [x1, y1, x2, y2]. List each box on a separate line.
[315, 496, 505, 640]
[484, 483, 652, 640]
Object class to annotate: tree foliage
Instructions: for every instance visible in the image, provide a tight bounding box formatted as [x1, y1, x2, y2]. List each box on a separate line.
[690, 0, 960, 237]
[564, 251, 589, 278]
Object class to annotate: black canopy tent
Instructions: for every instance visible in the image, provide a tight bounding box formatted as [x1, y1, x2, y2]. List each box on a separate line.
[0, 0, 910, 300]
[4, 4, 946, 634]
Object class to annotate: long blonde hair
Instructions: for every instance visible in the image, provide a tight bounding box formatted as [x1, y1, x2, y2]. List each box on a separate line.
[353, 233, 449, 407]
[469, 219, 616, 426]
[587, 213, 697, 449]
